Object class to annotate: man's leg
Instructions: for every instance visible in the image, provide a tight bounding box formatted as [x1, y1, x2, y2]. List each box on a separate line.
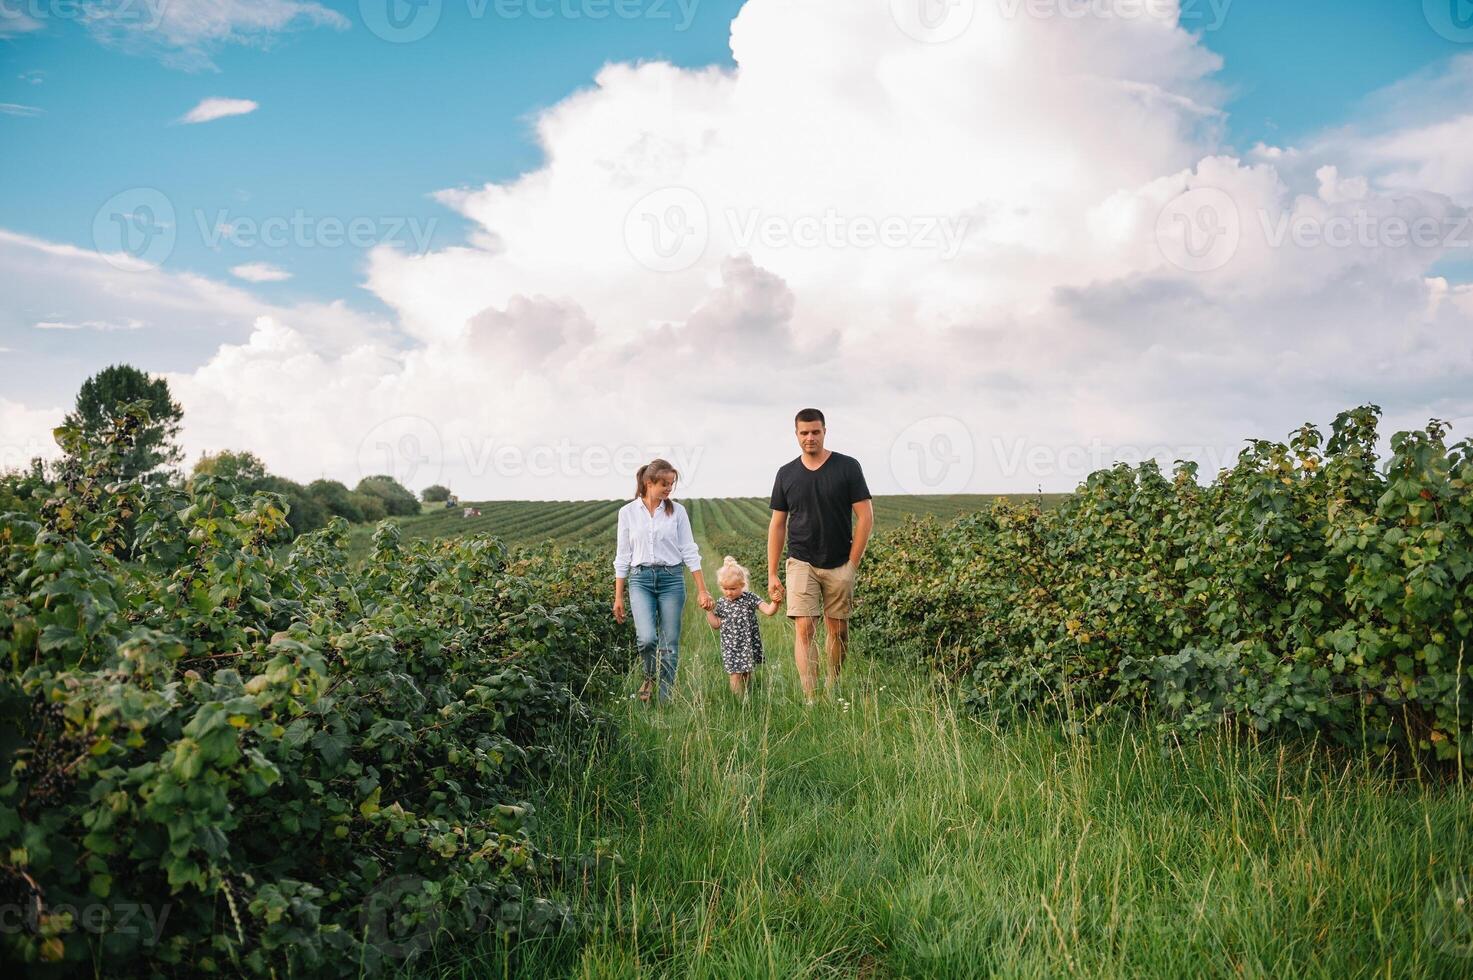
[823, 616, 849, 690]
[794, 615, 819, 701]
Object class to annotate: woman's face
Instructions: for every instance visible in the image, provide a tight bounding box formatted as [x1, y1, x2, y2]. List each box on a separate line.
[645, 474, 674, 501]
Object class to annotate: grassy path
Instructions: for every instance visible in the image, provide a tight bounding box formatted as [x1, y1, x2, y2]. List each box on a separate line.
[414, 526, 1473, 979]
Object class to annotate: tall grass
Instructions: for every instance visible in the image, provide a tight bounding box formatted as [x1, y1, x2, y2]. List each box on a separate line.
[398, 533, 1473, 979]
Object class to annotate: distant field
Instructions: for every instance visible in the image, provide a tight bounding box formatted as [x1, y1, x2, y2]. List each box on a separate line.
[341, 493, 1068, 560]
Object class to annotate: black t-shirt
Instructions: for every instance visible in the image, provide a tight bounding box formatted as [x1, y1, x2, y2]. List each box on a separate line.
[769, 452, 871, 569]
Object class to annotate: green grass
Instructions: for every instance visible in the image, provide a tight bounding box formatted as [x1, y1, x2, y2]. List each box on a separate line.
[392, 520, 1473, 980]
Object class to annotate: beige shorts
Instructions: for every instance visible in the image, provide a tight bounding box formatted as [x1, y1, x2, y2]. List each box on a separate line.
[785, 557, 856, 620]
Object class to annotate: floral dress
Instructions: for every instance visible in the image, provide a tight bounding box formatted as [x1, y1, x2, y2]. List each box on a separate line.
[715, 590, 765, 674]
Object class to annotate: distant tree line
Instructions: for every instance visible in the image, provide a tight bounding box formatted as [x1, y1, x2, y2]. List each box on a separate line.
[0, 364, 444, 541]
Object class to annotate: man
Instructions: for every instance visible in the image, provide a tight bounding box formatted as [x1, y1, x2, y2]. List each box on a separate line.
[767, 408, 874, 702]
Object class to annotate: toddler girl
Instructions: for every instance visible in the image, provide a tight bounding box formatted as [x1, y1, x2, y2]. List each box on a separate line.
[706, 556, 781, 697]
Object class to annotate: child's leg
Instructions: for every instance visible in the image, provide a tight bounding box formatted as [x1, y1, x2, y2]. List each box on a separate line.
[728, 672, 748, 696]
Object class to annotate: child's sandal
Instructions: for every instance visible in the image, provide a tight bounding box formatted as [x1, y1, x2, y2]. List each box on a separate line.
[636, 679, 654, 703]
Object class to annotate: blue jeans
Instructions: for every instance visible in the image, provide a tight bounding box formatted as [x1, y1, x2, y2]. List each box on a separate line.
[628, 564, 686, 702]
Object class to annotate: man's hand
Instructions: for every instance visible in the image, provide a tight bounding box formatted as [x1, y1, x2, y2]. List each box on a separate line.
[768, 573, 784, 603]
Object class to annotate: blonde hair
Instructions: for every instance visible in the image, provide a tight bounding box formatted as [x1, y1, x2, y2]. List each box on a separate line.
[716, 555, 749, 590]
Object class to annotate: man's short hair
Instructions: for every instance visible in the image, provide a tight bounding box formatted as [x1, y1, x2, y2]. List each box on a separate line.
[795, 408, 825, 427]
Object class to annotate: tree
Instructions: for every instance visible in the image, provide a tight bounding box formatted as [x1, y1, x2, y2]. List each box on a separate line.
[422, 484, 451, 503]
[192, 451, 326, 539]
[307, 479, 365, 523]
[193, 450, 268, 487]
[64, 365, 184, 480]
[355, 475, 419, 517]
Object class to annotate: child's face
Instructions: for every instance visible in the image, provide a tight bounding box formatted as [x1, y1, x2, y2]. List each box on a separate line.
[720, 580, 744, 600]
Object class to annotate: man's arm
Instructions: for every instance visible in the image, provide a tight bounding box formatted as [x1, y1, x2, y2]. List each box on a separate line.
[849, 498, 874, 568]
[767, 509, 787, 602]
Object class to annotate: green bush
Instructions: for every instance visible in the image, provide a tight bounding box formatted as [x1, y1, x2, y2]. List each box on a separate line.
[422, 485, 452, 504]
[355, 477, 419, 518]
[306, 479, 365, 524]
[0, 410, 629, 974]
[858, 406, 1473, 768]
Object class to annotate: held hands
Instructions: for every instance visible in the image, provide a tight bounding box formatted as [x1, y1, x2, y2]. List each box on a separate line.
[697, 591, 716, 612]
[768, 573, 785, 603]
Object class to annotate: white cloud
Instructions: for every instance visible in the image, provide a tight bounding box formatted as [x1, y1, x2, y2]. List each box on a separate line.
[230, 262, 292, 282]
[179, 97, 258, 124]
[0, 104, 43, 117]
[80, 0, 348, 71]
[0, 8, 41, 38]
[4, 2, 1472, 498]
[34, 318, 145, 331]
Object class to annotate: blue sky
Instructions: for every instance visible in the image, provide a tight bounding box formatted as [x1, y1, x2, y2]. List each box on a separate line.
[2, 1, 1471, 498]
[3, 0, 1468, 309]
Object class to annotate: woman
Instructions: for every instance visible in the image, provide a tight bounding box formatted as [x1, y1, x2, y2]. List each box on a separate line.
[612, 458, 714, 703]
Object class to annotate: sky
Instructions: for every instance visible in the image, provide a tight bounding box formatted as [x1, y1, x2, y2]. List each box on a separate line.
[2, 0, 1472, 499]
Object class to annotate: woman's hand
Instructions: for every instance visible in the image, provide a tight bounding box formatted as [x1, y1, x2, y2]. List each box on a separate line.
[697, 590, 715, 612]
[613, 595, 626, 623]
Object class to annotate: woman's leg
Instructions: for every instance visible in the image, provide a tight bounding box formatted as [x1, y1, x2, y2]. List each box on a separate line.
[627, 569, 659, 695]
[653, 567, 686, 702]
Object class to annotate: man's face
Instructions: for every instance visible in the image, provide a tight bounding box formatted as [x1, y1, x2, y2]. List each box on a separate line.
[795, 420, 826, 455]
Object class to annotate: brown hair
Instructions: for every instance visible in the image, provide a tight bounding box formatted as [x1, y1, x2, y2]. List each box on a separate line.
[635, 458, 678, 514]
[795, 408, 825, 426]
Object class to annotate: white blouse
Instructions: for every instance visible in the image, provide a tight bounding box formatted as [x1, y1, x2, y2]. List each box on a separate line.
[613, 498, 703, 578]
